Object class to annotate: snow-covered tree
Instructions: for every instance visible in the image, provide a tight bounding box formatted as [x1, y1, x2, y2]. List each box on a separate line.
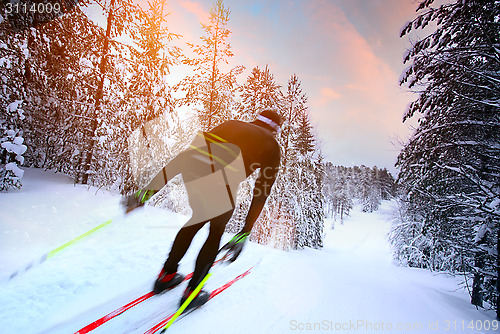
[175, 0, 244, 131]
[248, 74, 324, 250]
[0, 10, 30, 190]
[379, 167, 395, 200]
[103, 0, 182, 192]
[389, 197, 438, 269]
[127, 0, 180, 122]
[0, 100, 26, 190]
[236, 65, 282, 121]
[226, 65, 283, 235]
[4, 1, 137, 187]
[20, 8, 104, 179]
[395, 0, 499, 315]
[322, 164, 354, 225]
[360, 167, 382, 213]
[296, 110, 315, 156]
[79, 0, 140, 185]
[292, 110, 324, 248]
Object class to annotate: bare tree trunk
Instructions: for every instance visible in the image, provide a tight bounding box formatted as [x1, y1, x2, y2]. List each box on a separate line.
[207, 24, 218, 131]
[80, 0, 115, 184]
[471, 249, 484, 307]
[470, 232, 485, 307]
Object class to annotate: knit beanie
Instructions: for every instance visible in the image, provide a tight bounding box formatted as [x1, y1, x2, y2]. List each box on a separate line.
[256, 109, 282, 132]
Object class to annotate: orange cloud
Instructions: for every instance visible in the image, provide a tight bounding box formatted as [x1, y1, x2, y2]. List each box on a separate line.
[179, 1, 210, 26]
[313, 87, 342, 107]
[322, 87, 341, 99]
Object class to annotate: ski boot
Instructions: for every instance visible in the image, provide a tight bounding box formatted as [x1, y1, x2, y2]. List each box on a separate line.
[179, 286, 209, 312]
[153, 269, 184, 294]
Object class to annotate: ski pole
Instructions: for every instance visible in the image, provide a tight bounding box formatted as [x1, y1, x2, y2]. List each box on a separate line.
[6, 217, 113, 280]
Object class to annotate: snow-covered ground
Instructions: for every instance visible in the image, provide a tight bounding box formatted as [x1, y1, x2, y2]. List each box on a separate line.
[0, 169, 497, 334]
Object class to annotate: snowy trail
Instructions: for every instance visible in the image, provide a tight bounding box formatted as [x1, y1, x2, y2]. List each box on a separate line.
[0, 169, 497, 334]
[192, 207, 497, 334]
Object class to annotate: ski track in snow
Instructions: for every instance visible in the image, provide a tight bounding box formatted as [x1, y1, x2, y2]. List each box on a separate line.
[0, 169, 497, 334]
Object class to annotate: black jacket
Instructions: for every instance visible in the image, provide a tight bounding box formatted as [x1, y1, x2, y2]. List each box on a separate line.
[209, 120, 281, 233]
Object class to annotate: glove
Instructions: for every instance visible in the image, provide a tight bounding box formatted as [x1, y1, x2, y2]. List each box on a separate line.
[218, 231, 250, 263]
[121, 190, 156, 214]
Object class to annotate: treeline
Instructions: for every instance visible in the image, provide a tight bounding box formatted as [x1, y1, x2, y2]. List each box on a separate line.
[0, 1, 324, 250]
[392, 0, 499, 316]
[322, 164, 395, 225]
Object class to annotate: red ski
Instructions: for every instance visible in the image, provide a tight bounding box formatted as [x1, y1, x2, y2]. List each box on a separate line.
[75, 291, 156, 334]
[75, 273, 193, 334]
[74, 261, 221, 334]
[144, 262, 258, 334]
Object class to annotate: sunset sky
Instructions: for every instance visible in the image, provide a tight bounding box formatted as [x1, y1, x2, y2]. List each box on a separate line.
[87, 0, 426, 174]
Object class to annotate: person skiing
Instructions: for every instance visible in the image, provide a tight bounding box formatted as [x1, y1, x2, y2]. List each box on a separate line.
[123, 109, 282, 310]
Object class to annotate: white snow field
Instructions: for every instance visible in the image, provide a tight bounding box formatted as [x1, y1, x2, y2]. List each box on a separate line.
[0, 169, 497, 334]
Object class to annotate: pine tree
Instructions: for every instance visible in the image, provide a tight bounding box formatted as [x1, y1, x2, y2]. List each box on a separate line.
[323, 164, 354, 225]
[237, 65, 282, 121]
[128, 0, 180, 119]
[0, 8, 31, 190]
[379, 168, 395, 200]
[296, 110, 315, 156]
[250, 74, 324, 250]
[5, 0, 169, 190]
[120, 0, 181, 191]
[396, 0, 499, 315]
[0, 101, 26, 190]
[20, 8, 105, 179]
[79, 0, 140, 184]
[360, 167, 381, 213]
[389, 197, 435, 268]
[175, 0, 244, 130]
[280, 74, 307, 167]
[294, 109, 324, 248]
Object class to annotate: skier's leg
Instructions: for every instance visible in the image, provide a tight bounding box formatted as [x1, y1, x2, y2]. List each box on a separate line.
[162, 218, 208, 273]
[154, 218, 209, 294]
[188, 209, 234, 289]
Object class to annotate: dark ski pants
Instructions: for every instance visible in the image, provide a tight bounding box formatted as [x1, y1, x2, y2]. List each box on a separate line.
[162, 209, 234, 289]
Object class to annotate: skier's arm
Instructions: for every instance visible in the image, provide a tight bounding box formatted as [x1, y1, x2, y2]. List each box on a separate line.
[122, 157, 181, 213]
[142, 166, 170, 192]
[142, 153, 184, 192]
[218, 166, 277, 262]
[241, 162, 279, 234]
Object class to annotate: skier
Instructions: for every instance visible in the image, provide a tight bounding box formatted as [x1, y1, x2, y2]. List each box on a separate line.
[123, 109, 282, 310]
